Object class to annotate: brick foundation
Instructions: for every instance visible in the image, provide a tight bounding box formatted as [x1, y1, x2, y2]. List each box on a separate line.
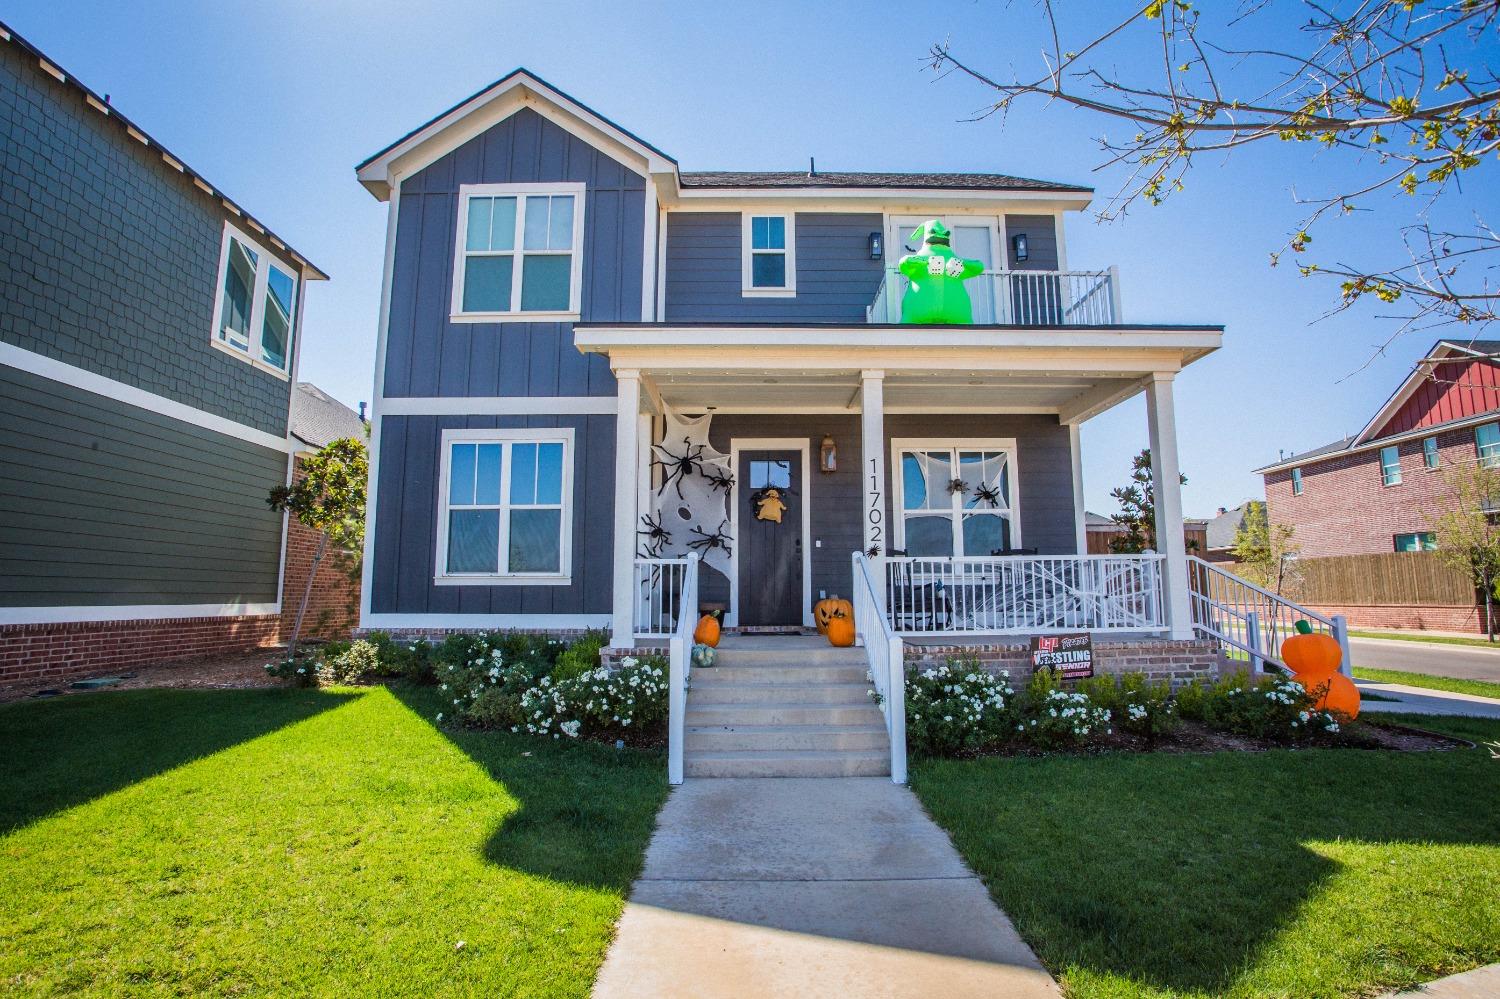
[0, 614, 283, 685]
[276, 457, 361, 644]
[1297, 602, 1490, 634]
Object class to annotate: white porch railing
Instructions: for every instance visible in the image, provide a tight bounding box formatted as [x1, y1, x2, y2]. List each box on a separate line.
[866, 267, 1120, 325]
[853, 552, 906, 784]
[883, 554, 1166, 636]
[633, 557, 691, 638]
[1187, 556, 1351, 676]
[666, 553, 699, 785]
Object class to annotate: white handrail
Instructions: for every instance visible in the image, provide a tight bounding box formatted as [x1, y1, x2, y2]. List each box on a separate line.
[1187, 556, 1351, 677]
[853, 552, 906, 784]
[666, 553, 699, 785]
[866, 268, 1118, 325]
[633, 557, 691, 637]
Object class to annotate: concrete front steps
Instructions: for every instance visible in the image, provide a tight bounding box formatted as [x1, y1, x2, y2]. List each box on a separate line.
[684, 641, 890, 778]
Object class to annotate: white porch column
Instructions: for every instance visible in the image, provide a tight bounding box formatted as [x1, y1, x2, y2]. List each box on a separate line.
[611, 369, 642, 648]
[860, 370, 887, 611]
[1068, 423, 1087, 554]
[1145, 373, 1193, 639]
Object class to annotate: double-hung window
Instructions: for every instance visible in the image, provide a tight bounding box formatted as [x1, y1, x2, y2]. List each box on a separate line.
[1379, 445, 1402, 486]
[437, 429, 573, 583]
[1291, 467, 1303, 496]
[1478, 422, 1500, 468]
[1423, 436, 1440, 469]
[452, 183, 585, 320]
[893, 441, 1017, 556]
[211, 222, 298, 375]
[741, 213, 795, 296]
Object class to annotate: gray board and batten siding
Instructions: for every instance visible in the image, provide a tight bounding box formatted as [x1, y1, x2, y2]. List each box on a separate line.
[0, 366, 285, 608]
[0, 40, 298, 437]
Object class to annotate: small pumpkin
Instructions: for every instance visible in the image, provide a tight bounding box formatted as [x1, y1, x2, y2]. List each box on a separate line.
[1281, 619, 1342, 679]
[691, 643, 717, 669]
[693, 611, 721, 648]
[814, 597, 853, 635]
[825, 609, 856, 648]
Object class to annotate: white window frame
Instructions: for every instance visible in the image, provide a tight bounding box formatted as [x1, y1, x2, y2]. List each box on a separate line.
[1379, 445, 1402, 486]
[1291, 467, 1303, 496]
[450, 182, 586, 323]
[1422, 436, 1440, 470]
[741, 212, 796, 297]
[1394, 531, 1436, 552]
[209, 221, 298, 379]
[435, 427, 575, 585]
[1478, 422, 1500, 468]
[890, 438, 1021, 555]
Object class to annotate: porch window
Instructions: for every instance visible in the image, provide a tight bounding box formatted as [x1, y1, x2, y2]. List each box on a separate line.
[1478, 422, 1500, 468]
[452, 184, 585, 320]
[1380, 445, 1402, 486]
[741, 213, 795, 296]
[894, 442, 1016, 556]
[211, 221, 298, 375]
[436, 429, 573, 583]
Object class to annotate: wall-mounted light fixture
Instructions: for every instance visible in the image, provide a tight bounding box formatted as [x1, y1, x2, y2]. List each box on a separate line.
[1011, 232, 1029, 263]
[868, 231, 883, 260]
[819, 434, 838, 473]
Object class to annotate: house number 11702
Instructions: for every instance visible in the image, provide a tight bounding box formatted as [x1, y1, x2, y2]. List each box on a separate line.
[866, 456, 883, 552]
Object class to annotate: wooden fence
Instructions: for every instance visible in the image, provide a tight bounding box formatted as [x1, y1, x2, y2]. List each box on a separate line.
[1231, 551, 1476, 606]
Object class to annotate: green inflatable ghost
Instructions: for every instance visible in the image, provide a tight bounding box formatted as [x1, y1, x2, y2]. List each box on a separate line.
[898, 220, 985, 325]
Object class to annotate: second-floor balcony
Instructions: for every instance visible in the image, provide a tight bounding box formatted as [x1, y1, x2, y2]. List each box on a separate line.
[866, 267, 1121, 326]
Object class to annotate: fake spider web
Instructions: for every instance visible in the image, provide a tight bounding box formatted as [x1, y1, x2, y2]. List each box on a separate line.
[639, 408, 733, 581]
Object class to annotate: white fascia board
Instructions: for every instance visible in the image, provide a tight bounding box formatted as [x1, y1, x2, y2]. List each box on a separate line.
[1351, 342, 1474, 447]
[358, 613, 611, 631]
[663, 189, 1093, 213]
[1256, 410, 1500, 475]
[575, 325, 1222, 355]
[1, 603, 281, 625]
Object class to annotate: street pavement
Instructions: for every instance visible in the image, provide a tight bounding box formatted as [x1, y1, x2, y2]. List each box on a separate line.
[1349, 636, 1500, 683]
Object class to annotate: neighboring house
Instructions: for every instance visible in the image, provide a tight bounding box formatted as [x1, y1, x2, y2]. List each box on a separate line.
[1257, 339, 1500, 557]
[280, 384, 368, 642]
[355, 67, 1224, 668]
[1204, 503, 1253, 560]
[0, 22, 326, 684]
[1083, 511, 1207, 555]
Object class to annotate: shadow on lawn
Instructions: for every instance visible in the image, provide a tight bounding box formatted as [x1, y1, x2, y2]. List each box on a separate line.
[0, 688, 355, 834]
[389, 684, 669, 893]
[912, 738, 1500, 996]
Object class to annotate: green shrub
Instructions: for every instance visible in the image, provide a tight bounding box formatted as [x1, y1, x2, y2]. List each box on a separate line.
[1015, 668, 1112, 748]
[263, 654, 319, 687]
[318, 639, 380, 685]
[905, 657, 1016, 756]
[1173, 670, 1341, 742]
[551, 630, 608, 682]
[1079, 671, 1178, 743]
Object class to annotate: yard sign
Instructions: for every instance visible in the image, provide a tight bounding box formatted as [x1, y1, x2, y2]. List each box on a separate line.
[1030, 633, 1093, 679]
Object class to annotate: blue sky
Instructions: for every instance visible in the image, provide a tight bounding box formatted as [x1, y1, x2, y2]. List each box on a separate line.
[9, 1, 1496, 519]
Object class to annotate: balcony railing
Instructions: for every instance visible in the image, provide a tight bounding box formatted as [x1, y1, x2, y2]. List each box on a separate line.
[866, 267, 1120, 325]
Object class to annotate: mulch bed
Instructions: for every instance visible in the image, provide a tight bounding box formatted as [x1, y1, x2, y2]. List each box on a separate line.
[0, 647, 285, 705]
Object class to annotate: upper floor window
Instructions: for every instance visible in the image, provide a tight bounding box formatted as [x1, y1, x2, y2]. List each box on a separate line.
[211, 222, 298, 376]
[452, 184, 585, 321]
[1380, 445, 1402, 486]
[1291, 467, 1303, 496]
[1394, 532, 1436, 552]
[742, 213, 796, 296]
[1423, 436, 1440, 469]
[1478, 422, 1500, 468]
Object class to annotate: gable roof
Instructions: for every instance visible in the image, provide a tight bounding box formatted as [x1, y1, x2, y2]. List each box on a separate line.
[0, 19, 327, 281]
[290, 383, 367, 452]
[1206, 502, 1253, 551]
[680, 171, 1091, 193]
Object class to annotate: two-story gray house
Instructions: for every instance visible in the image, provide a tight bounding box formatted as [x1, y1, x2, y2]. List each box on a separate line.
[0, 22, 326, 684]
[357, 70, 1243, 779]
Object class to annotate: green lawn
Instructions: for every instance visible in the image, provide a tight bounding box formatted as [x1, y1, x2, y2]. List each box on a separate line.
[911, 713, 1500, 999]
[0, 685, 668, 997]
[1353, 666, 1500, 701]
[1349, 629, 1500, 650]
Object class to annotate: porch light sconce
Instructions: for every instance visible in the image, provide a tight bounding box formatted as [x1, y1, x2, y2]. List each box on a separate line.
[868, 231, 883, 260]
[1012, 232, 1029, 263]
[819, 434, 838, 473]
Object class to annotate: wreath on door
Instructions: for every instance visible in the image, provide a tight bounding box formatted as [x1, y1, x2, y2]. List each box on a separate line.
[750, 486, 788, 524]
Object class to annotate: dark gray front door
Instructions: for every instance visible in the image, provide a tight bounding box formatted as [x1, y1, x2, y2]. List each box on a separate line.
[737, 450, 803, 626]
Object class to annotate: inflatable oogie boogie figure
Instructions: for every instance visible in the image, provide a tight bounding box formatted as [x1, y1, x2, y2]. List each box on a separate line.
[898, 220, 985, 325]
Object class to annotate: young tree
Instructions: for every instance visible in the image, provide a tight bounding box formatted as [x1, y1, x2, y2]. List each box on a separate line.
[1231, 500, 1302, 595]
[268, 436, 368, 658]
[929, 2, 1500, 339]
[1428, 462, 1500, 640]
[1108, 447, 1188, 553]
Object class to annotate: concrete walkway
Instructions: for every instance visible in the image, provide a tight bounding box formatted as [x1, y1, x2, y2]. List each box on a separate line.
[1356, 679, 1500, 719]
[1387, 962, 1500, 997]
[592, 778, 1059, 998]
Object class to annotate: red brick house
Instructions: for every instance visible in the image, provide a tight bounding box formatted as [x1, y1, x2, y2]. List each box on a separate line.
[1258, 339, 1500, 558]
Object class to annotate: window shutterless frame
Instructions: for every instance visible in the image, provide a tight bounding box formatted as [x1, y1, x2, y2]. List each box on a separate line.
[1423, 436, 1440, 469]
[450, 182, 586, 322]
[1477, 422, 1500, 468]
[434, 427, 575, 585]
[208, 220, 298, 378]
[1380, 445, 1402, 486]
[889, 438, 1020, 555]
[740, 212, 796, 297]
[1291, 467, 1303, 496]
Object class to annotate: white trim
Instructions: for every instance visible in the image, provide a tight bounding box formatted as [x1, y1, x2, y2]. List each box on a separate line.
[611, 370, 643, 645]
[889, 438, 1022, 554]
[668, 190, 1092, 213]
[450, 182, 587, 322]
[359, 613, 612, 630]
[1068, 423, 1087, 554]
[378, 395, 617, 416]
[361, 185, 401, 628]
[434, 427, 576, 585]
[655, 207, 669, 321]
[727, 438, 814, 629]
[1256, 409, 1500, 474]
[0, 341, 289, 452]
[209, 220, 299, 376]
[741, 212, 796, 296]
[0, 602, 280, 625]
[642, 176, 658, 321]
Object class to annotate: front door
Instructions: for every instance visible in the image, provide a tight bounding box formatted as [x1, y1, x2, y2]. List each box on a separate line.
[737, 450, 803, 626]
[887, 216, 999, 322]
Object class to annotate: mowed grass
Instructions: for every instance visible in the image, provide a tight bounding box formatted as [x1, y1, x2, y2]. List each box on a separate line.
[1349, 629, 1500, 650]
[1353, 666, 1500, 701]
[911, 713, 1500, 999]
[0, 685, 668, 997]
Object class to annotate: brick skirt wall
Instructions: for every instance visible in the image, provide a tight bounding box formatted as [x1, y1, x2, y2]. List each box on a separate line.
[277, 456, 361, 643]
[0, 614, 282, 685]
[1298, 602, 1490, 634]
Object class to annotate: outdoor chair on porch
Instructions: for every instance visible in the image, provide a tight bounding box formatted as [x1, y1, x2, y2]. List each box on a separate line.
[886, 549, 952, 631]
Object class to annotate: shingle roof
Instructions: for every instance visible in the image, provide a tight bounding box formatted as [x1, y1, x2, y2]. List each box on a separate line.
[679, 171, 1091, 193]
[1206, 503, 1255, 551]
[290, 383, 366, 452]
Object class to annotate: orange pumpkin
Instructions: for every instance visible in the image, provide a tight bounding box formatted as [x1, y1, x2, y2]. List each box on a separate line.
[825, 610, 855, 648]
[1281, 620, 1342, 680]
[693, 612, 721, 648]
[813, 597, 853, 635]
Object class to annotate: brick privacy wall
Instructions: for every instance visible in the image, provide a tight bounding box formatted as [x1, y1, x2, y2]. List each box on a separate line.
[0, 41, 292, 436]
[277, 457, 360, 643]
[1298, 602, 1489, 633]
[0, 615, 282, 685]
[1265, 423, 1489, 558]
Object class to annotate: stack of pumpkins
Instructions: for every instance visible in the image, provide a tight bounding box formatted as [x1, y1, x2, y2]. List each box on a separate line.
[1281, 619, 1360, 718]
[814, 597, 855, 648]
[692, 612, 720, 667]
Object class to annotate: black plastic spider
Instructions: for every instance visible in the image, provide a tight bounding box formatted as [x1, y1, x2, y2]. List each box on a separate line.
[637, 511, 673, 550]
[703, 465, 735, 495]
[686, 519, 733, 558]
[652, 437, 707, 500]
[865, 544, 882, 558]
[947, 477, 969, 496]
[972, 482, 1003, 508]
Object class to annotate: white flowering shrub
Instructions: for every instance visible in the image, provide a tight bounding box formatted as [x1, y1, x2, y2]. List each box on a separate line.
[263, 652, 319, 687]
[317, 639, 382, 685]
[1078, 672, 1178, 743]
[510, 656, 669, 739]
[905, 658, 1016, 755]
[1017, 671, 1114, 749]
[1175, 670, 1341, 742]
